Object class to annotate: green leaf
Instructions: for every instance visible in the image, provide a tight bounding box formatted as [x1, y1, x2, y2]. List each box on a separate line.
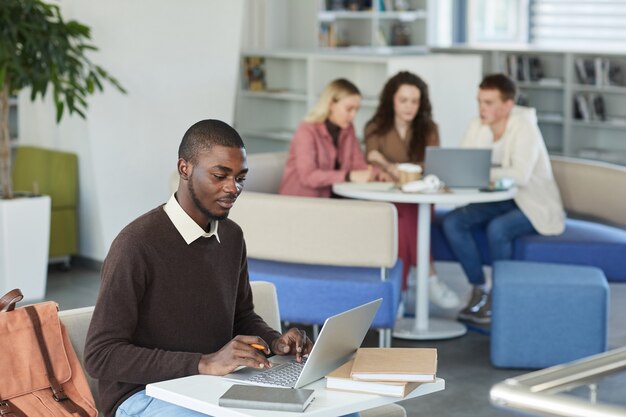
[73, 106, 85, 119]
[86, 75, 94, 94]
[55, 99, 64, 122]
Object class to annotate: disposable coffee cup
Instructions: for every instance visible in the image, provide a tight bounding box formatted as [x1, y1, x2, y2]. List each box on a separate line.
[397, 163, 423, 184]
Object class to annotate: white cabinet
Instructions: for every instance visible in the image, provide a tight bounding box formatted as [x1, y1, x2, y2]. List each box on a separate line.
[235, 50, 482, 153]
[434, 46, 626, 166]
[318, 0, 430, 50]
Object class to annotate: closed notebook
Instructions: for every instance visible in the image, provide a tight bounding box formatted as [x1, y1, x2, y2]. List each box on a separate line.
[326, 359, 421, 398]
[351, 348, 437, 382]
[218, 384, 315, 412]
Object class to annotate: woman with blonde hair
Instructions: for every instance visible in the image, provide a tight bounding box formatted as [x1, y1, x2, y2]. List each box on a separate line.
[365, 71, 460, 309]
[279, 78, 376, 197]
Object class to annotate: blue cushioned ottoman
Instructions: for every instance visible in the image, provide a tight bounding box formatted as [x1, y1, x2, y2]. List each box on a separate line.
[247, 258, 403, 330]
[491, 261, 609, 369]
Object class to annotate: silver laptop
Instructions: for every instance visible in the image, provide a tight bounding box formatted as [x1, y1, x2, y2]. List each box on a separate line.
[425, 147, 492, 189]
[223, 298, 382, 389]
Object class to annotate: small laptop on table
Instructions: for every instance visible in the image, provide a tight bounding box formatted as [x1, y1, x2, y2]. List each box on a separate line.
[223, 298, 382, 389]
[424, 147, 492, 189]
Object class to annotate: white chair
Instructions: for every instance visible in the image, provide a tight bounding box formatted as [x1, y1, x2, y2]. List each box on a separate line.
[59, 281, 406, 417]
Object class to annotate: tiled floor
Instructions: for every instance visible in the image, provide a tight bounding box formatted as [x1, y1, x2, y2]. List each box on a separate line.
[44, 261, 626, 417]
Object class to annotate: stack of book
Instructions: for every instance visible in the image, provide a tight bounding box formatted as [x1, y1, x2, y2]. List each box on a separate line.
[505, 54, 545, 82]
[574, 93, 607, 122]
[575, 57, 623, 87]
[325, 348, 437, 398]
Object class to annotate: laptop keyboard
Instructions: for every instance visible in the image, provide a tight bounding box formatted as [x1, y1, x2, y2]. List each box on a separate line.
[247, 358, 307, 387]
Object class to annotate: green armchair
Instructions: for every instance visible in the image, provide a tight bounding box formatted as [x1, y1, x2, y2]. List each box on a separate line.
[12, 146, 78, 264]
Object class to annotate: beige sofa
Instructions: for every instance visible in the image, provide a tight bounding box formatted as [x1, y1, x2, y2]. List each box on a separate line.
[551, 155, 626, 228]
[59, 281, 406, 417]
[230, 152, 398, 268]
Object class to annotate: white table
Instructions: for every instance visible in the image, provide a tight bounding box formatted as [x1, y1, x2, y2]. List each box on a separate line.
[332, 182, 517, 340]
[146, 374, 445, 417]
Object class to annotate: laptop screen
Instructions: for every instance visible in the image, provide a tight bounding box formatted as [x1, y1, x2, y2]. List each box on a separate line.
[425, 147, 492, 189]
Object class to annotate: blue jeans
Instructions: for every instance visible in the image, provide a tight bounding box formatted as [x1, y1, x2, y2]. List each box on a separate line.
[442, 200, 536, 285]
[117, 390, 360, 417]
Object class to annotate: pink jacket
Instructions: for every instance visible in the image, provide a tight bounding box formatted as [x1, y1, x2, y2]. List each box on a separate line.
[279, 122, 368, 197]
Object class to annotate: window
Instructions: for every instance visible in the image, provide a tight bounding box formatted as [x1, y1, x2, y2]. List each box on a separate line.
[467, 0, 529, 43]
[531, 0, 626, 49]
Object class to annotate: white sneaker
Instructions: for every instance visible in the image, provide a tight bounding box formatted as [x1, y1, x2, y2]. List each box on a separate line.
[428, 275, 461, 309]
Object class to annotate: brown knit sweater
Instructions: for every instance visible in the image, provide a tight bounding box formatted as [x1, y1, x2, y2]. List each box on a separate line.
[84, 205, 281, 417]
[364, 123, 440, 164]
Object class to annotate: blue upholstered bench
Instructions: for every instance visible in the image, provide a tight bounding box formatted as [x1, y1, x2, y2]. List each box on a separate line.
[490, 261, 609, 369]
[248, 258, 403, 332]
[431, 208, 626, 282]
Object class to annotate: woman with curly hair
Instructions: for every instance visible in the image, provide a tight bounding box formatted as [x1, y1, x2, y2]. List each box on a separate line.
[365, 71, 460, 309]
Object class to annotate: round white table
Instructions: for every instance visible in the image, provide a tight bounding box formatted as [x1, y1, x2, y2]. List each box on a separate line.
[332, 182, 517, 340]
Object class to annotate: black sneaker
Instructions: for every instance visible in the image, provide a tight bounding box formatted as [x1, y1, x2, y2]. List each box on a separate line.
[458, 287, 491, 324]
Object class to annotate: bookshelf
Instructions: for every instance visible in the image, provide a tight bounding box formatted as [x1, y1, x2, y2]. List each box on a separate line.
[433, 45, 626, 166]
[234, 49, 481, 154]
[318, 0, 430, 51]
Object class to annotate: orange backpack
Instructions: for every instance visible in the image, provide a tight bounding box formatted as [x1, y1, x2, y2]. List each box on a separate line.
[0, 289, 98, 417]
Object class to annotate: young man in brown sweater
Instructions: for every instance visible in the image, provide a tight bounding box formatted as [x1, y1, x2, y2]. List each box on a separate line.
[84, 120, 314, 417]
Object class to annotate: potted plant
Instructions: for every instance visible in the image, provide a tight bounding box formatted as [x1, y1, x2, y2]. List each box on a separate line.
[0, 0, 125, 300]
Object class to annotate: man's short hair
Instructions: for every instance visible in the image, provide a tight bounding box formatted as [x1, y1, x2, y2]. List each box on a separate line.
[479, 73, 517, 102]
[178, 119, 245, 163]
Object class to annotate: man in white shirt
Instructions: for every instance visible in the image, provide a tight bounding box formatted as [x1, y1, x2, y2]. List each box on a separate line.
[442, 74, 565, 325]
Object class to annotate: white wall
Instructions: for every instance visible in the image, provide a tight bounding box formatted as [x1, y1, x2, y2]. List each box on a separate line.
[241, 0, 317, 50]
[18, 0, 244, 261]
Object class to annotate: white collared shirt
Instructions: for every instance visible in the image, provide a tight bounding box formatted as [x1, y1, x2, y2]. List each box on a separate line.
[163, 193, 221, 245]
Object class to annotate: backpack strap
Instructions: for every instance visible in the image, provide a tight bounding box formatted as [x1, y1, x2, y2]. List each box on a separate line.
[25, 306, 91, 417]
[0, 289, 23, 312]
[0, 400, 28, 417]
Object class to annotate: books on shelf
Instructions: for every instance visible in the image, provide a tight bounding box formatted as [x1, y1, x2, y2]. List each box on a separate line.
[574, 93, 590, 121]
[390, 21, 411, 46]
[529, 57, 544, 81]
[324, 0, 372, 11]
[505, 54, 544, 82]
[575, 58, 591, 85]
[326, 360, 421, 398]
[350, 347, 437, 382]
[589, 93, 607, 121]
[574, 93, 606, 122]
[574, 57, 624, 87]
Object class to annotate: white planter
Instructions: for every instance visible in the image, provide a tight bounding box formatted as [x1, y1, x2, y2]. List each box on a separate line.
[0, 195, 51, 302]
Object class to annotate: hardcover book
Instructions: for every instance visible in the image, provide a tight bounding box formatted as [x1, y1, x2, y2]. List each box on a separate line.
[326, 359, 421, 397]
[350, 348, 437, 382]
[219, 384, 315, 412]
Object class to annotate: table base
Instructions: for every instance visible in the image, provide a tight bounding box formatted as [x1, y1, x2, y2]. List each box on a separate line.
[393, 317, 467, 340]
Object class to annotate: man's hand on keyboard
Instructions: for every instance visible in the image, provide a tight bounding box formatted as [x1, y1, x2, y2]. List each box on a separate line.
[197, 335, 271, 375]
[271, 328, 313, 363]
